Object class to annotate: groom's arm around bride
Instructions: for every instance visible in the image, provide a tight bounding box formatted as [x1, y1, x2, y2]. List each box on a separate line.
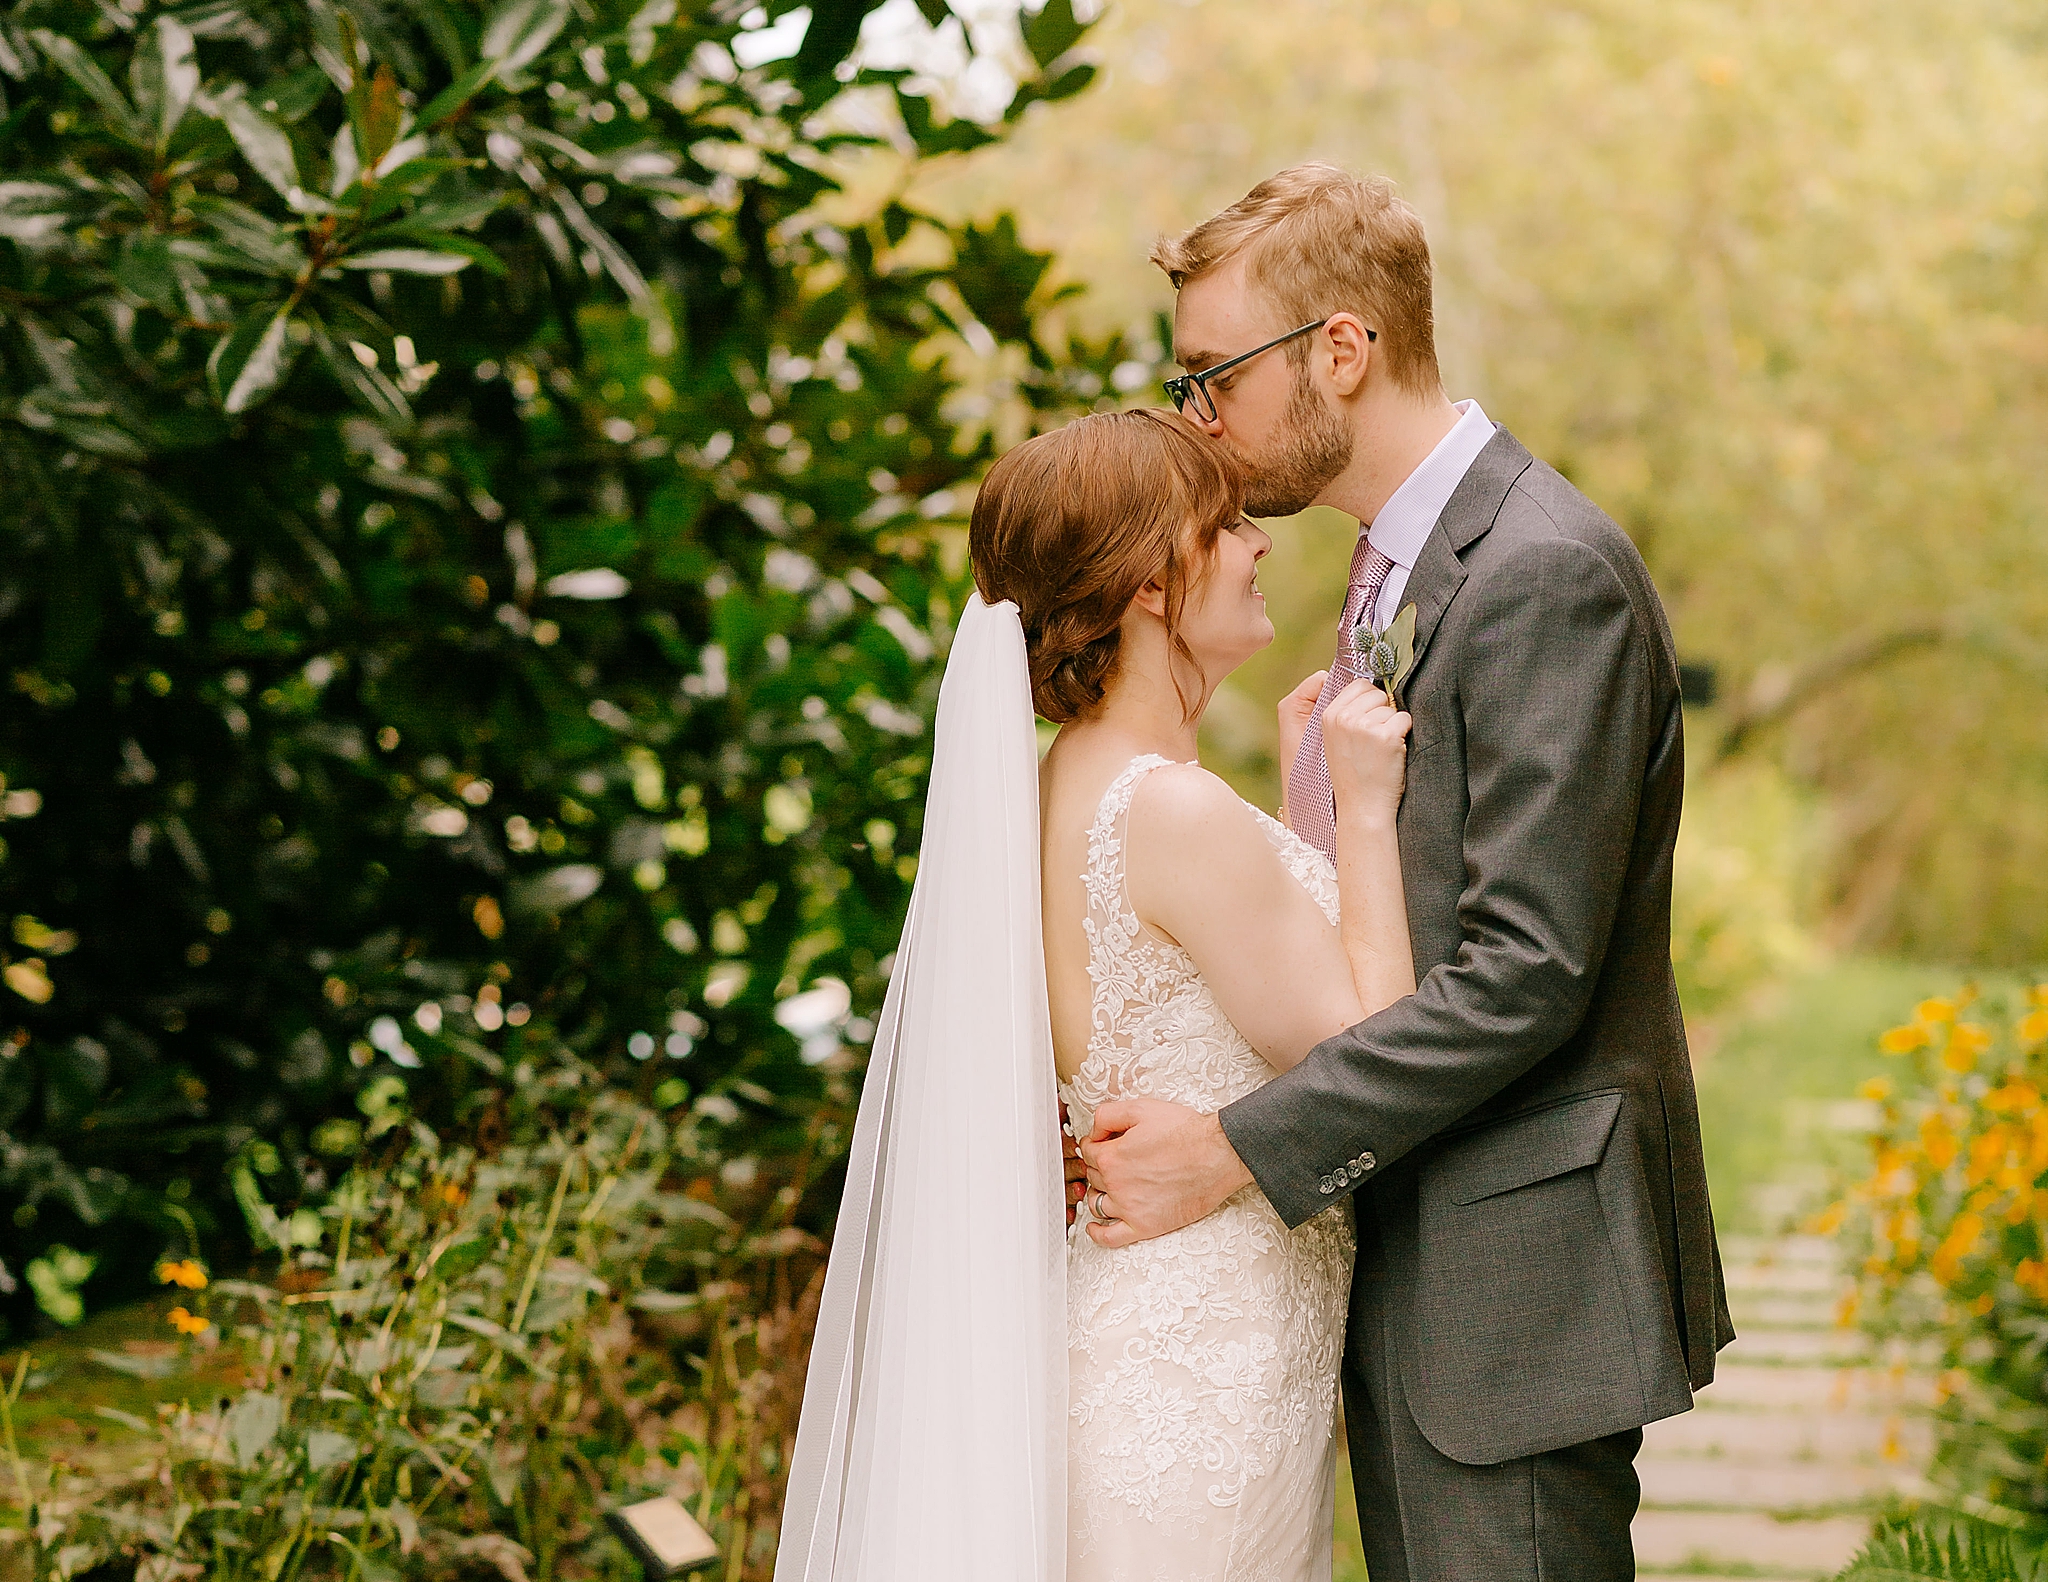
[1080, 164, 1734, 1581]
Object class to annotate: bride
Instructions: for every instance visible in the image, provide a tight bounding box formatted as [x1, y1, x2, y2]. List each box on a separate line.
[776, 408, 1414, 1582]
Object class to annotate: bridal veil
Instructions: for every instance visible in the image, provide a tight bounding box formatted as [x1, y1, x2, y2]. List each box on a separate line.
[774, 593, 1066, 1582]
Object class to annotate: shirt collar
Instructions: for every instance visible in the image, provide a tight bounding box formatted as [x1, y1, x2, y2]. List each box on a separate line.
[1364, 398, 1494, 570]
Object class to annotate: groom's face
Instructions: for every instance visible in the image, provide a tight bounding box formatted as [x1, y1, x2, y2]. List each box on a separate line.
[1172, 259, 1354, 517]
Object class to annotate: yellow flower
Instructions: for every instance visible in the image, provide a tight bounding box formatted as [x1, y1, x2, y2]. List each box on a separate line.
[1918, 997, 1959, 1025]
[2028, 984, 2048, 1009]
[157, 1259, 208, 1290]
[167, 1306, 210, 1336]
[1858, 1076, 1894, 1103]
[2019, 1009, 2048, 1047]
[1879, 1024, 1928, 1055]
[1808, 1200, 1849, 1236]
[1942, 1023, 1992, 1074]
[1929, 1211, 1983, 1285]
[1922, 1112, 1960, 1170]
[1983, 1080, 2040, 1114]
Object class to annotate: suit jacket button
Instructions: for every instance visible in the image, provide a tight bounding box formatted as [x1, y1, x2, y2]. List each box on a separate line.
[1318, 1176, 1335, 1194]
[1359, 1153, 1376, 1171]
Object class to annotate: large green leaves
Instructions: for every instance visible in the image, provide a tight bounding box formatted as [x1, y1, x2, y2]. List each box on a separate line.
[29, 30, 149, 145]
[207, 302, 296, 412]
[213, 92, 310, 207]
[0, 0, 1123, 1389]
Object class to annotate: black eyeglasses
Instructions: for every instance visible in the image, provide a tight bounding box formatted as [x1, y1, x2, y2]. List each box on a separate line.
[1163, 318, 1373, 422]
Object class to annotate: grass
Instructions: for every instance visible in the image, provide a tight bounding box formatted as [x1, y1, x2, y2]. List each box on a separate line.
[1692, 956, 1980, 1235]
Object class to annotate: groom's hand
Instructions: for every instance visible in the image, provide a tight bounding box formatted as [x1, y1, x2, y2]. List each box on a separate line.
[1078, 1098, 1254, 1249]
[1062, 1100, 1087, 1227]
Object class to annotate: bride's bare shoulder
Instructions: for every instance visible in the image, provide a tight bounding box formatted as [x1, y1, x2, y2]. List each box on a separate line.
[1125, 762, 1266, 853]
[1128, 758, 1235, 809]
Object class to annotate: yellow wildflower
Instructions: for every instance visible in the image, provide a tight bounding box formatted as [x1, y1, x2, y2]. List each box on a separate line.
[1858, 1076, 1894, 1103]
[1943, 1022, 1992, 1073]
[1922, 1112, 1959, 1170]
[1879, 1024, 1928, 1055]
[167, 1307, 210, 1336]
[1808, 1200, 1849, 1236]
[1917, 997, 1959, 1025]
[2021, 1258, 2048, 1302]
[1929, 1211, 1983, 1285]
[1983, 1080, 2040, 1114]
[2020, 1008, 2048, 1047]
[157, 1259, 208, 1290]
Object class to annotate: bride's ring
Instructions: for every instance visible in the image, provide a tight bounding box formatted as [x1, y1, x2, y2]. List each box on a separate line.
[1091, 1189, 1116, 1221]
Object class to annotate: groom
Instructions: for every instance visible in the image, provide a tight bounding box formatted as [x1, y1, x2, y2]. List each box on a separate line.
[1077, 165, 1734, 1579]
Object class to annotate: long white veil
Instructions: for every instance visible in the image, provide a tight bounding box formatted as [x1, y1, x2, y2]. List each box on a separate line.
[775, 593, 1065, 1582]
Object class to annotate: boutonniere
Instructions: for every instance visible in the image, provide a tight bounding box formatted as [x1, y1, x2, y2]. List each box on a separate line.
[1352, 601, 1418, 706]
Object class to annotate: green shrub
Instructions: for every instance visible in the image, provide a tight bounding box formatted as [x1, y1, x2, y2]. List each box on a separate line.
[0, 0, 1132, 1339]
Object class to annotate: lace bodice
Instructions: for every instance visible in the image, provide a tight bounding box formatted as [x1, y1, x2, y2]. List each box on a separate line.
[1059, 755, 1342, 1137]
[1061, 755, 1354, 1582]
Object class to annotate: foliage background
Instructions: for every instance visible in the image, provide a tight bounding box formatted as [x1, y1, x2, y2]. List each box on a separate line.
[0, 0, 1124, 1345]
[910, 0, 2048, 967]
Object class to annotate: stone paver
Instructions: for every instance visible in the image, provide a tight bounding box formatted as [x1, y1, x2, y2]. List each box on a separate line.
[1635, 1511, 1875, 1577]
[1645, 1403, 1932, 1465]
[1631, 1228, 1927, 1579]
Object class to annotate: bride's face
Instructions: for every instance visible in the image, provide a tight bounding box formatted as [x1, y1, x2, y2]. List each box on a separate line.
[1176, 517, 1275, 675]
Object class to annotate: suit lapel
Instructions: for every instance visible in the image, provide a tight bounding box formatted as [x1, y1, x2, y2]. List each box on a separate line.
[1398, 425, 1534, 687]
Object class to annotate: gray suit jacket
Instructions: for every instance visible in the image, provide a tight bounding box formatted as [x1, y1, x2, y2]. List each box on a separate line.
[1221, 426, 1734, 1467]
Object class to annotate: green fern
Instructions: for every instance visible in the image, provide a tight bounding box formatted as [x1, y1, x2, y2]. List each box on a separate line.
[1834, 1516, 2040, 1582]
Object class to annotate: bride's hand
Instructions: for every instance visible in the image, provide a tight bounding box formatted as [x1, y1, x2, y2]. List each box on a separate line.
[1320, 678, 1411, 824]
[1277, 671, 1326, 789]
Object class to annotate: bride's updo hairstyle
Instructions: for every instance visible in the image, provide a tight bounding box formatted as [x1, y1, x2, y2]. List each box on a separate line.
[969, 409, 1244, 723]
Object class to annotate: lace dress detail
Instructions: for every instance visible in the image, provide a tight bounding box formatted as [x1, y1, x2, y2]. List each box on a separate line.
[1062, 756, 1355, 1582]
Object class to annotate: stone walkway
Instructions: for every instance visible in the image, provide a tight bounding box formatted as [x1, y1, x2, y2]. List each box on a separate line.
[1633, 1231, 1933, 1580]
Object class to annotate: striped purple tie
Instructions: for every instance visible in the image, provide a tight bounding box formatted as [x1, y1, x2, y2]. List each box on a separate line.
[1288, 536, 1395, 863]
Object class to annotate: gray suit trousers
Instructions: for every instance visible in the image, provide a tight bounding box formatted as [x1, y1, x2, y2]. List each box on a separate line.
[1346, 1210, 1643, 1582]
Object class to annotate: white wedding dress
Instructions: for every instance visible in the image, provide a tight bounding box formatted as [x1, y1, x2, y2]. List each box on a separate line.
[1062, 755, 1356, 1582]
[776, 600, 1349, 1582]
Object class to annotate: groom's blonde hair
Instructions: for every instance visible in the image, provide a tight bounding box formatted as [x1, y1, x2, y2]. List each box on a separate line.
[1151, 163, 1441, 398]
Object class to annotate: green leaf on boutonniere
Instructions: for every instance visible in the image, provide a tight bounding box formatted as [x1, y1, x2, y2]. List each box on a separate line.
[1352, 601, 1418, 705]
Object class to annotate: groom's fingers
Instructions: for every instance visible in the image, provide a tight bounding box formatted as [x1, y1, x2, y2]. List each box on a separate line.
[1086, 1098, 1142, 1140]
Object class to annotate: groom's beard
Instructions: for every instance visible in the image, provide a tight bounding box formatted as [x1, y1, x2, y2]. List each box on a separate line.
[1239, 371, 1354, 518]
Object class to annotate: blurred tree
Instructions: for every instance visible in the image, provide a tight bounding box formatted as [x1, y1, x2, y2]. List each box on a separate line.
[914, 0, 2048, 969]
[0, 0, 1128, 1337]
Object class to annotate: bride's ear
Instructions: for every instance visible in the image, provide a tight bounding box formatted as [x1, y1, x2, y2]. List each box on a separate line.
[1129, 577, 1170, 621]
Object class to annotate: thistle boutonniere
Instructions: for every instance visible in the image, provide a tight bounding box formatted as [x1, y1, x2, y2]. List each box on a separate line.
[1352, 601, 1418, 706]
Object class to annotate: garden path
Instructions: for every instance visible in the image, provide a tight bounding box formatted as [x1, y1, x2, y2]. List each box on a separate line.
[1632, 1225, 1933, 1580]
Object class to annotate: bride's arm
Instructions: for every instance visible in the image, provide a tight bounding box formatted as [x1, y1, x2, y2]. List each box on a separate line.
[1322, 681, 1418, 1016]
[1121, 754, 1409, 1072]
